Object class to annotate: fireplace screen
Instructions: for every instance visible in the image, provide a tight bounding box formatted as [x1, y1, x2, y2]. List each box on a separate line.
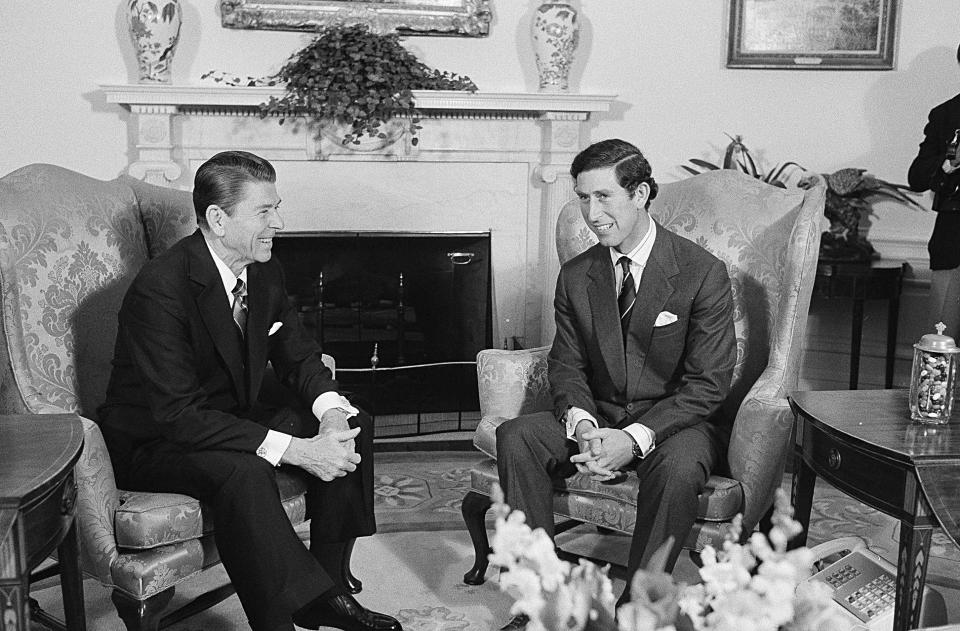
[272, 231, 491, 437]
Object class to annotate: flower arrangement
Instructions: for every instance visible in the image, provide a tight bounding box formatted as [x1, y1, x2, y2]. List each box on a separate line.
[489, 484, 848, 631]
[683, 134, 924, 262]
[203, 23, 477, 146]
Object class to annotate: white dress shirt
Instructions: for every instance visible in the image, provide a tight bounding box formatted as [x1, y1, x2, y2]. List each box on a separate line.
[204, 239, 357, 465]
[563, 221, 657, 458]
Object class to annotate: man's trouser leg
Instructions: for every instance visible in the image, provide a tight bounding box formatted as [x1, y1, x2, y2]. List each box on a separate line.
[127, 446, 331, 631]
[624, 425, 722, 580]
[495, 411, 577, 537]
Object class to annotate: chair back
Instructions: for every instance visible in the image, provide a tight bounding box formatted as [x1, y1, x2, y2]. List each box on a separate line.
[0, 164, 195, 418]
[556, 169, 826, 527]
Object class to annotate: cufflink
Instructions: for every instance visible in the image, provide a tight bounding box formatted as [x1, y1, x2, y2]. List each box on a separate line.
[256, 446, 267, 458]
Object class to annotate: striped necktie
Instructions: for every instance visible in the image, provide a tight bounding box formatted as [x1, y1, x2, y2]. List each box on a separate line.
[231, 278, 247, 338]
[617, 256, 636, 343]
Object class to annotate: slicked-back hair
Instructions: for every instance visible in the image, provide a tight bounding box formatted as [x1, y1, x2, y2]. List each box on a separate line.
[193, 151, 276, 229]
[570, 138, 659, 209]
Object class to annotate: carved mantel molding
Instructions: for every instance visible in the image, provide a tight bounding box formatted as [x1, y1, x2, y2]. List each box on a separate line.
[101, 84, 613, 114]
[100, 83, 616, 346]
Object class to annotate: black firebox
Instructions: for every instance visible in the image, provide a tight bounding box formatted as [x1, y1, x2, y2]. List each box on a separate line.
[272, 231, 492, 436]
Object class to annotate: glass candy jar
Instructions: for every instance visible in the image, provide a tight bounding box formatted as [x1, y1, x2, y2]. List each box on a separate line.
[909, 322, 960, 424]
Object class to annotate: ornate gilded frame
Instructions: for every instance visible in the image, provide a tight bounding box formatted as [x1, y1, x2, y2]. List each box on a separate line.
[727, 0, 899, 70]
[219, 0, 492, 37]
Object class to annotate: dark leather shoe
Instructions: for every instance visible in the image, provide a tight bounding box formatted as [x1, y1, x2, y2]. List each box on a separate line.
[294, 593, 402, 631]
[500, 613, 529, 630]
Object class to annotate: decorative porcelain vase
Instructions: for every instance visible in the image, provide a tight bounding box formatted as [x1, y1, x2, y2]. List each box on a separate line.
[127, 0, 182, 83]
[531, 1, 580, 92]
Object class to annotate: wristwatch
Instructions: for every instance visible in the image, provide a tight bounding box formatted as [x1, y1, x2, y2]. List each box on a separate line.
[626, 431, 644, 460]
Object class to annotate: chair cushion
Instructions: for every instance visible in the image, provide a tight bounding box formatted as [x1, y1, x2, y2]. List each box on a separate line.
[115, 470, 309, 550]
[469, 456, 743, 530]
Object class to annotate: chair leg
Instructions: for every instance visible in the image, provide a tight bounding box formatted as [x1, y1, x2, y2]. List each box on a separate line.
[461, 490, 493, 585]
[342, 537, 363, 594]
[111, 587, 175, 631]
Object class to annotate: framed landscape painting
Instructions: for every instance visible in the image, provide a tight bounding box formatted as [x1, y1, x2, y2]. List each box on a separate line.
[219, 0, 492, 37]
[727, 0, 899, 70]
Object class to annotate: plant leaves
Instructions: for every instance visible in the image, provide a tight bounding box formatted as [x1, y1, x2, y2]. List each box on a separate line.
[688, 159, 720, 170]
[249, 22, 477, 145]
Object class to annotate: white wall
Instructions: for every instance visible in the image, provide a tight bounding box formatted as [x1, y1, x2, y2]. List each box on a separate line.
[4, 2, 959, 195]
[3, 0, 959, 386]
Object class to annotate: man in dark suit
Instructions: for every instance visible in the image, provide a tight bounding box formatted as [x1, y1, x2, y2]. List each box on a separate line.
[908, 43, 960, 336]
[496, 139, 736, 627]
[98, 151, 402, 631]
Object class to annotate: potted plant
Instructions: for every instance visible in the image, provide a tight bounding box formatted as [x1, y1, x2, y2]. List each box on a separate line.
[204, 23, 477, 147]
[681, 133, 806, 188]
[683, 134, 924, 262]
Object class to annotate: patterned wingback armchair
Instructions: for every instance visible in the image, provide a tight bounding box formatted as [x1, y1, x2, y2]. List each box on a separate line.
[0, 164, 329, 630]
[460, 169, 827, 583]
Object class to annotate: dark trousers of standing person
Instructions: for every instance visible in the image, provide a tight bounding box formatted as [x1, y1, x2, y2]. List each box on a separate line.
[124, 405, 376, 631]
[495, 410, 722, 598]
[929, 267, 960, 338]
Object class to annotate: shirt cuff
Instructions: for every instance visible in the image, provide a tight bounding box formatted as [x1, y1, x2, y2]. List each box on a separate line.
[622, 423, 656, 458]
[312, 391, 359, 421]
[564, 406, 598, 440]
[257, 430, 292, 466]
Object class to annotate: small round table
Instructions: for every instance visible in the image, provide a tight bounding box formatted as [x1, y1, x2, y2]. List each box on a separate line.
[0, 414, 86, 630]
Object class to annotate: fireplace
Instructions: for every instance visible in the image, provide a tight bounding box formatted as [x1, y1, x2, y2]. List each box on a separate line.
[101, 84, 615, 353]
[273, 231, 491, 436]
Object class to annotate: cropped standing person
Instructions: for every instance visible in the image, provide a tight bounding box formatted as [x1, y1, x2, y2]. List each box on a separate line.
[98, 151, 402, 631]
[909, 43, 960, 336]
[496, 139, 736, 629]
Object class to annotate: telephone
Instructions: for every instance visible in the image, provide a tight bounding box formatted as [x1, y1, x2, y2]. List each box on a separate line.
[805, 537, 946, 631]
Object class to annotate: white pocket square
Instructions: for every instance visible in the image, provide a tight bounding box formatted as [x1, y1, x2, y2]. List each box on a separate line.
[268, 321, 283, 336]
[654, 311, 678, 327]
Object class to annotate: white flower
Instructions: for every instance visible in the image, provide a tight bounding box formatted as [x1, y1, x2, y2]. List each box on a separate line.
[698, 559, 751, 595]
[489, 485, 834, 631]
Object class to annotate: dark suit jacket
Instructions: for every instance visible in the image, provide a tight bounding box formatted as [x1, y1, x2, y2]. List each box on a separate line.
[98, 229, 337, 461]
[548, 222, 736, 442]
[908, 92, 960, 269]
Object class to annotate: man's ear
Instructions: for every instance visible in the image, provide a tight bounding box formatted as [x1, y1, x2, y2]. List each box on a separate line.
[206, 205, 226, 236]
[633, 182, 650, 209]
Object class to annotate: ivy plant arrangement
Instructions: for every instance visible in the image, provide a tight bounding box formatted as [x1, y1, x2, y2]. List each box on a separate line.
[205, 24, 477, 147]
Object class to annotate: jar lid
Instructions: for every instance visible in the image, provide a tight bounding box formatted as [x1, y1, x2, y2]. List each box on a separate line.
[915, 322, 960, 353]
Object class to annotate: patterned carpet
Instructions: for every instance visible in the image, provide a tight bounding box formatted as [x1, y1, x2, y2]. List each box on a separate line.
[30, 451, 960, 629]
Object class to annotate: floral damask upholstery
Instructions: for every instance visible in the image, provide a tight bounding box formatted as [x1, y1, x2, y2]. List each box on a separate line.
[0, 164, 322, 626]
[464, 170, 827, 575]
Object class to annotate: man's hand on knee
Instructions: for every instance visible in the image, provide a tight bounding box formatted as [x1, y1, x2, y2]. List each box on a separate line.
[572, 428, 634, 481]
[572, 420, 604, 476]
[318, 407, 356, 453]
[281, 427, 362, 481]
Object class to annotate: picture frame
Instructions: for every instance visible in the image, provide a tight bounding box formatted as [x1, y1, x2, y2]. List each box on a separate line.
[219, 0, 492, 37]
[727, 0, 899, 70]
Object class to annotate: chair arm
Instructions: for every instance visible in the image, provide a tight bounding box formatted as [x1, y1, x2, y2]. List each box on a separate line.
[727, 386, 794, 533]
[476, 346, 552, 421]
[75, 417, 121, 585]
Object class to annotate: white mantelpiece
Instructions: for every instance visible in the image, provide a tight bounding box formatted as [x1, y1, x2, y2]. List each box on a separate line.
[100, 83, 616, 348]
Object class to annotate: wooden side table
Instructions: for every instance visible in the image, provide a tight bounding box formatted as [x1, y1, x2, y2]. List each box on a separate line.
[790, 390, 960, 631]
[0, 414, 86, 631]
[814, 259, 906, 389]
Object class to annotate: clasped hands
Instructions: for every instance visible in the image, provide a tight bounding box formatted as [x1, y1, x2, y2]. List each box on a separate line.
[569, 420, 635, 482]
[281, 408, 361, 482]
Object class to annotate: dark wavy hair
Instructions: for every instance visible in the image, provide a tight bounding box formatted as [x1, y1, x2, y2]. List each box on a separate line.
[569, 138, 659, 209]
[193, 151, 276, 229]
